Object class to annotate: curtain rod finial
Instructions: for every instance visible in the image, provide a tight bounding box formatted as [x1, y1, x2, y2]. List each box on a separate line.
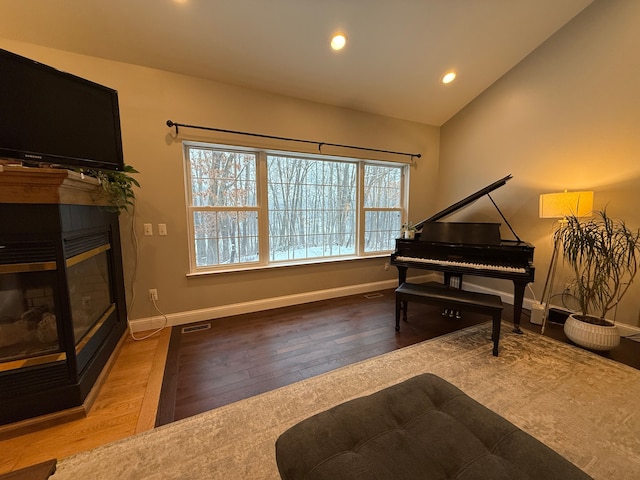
[166, 120, 179, 134]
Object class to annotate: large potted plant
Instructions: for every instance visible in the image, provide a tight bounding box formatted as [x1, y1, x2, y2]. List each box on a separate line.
[555, 209, 640, 351]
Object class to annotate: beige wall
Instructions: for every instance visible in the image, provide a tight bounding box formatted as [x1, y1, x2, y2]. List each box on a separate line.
[440, 0, 640, 327]
[0, 38, 440, 323]
[4, 0, 639, 329]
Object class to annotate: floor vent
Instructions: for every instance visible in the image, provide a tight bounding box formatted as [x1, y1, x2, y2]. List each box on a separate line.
[181, 323, 211, 334]
[364, 292, 384, 299]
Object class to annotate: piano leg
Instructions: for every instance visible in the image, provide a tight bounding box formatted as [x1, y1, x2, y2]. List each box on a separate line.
[512, 281, 527, 334]
[395, 267, 408, 332]
[397, 266, 407, 286]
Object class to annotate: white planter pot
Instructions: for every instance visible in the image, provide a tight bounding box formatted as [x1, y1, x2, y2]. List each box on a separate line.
[403, 230, 415, 240]
[563, 314, 620, 351]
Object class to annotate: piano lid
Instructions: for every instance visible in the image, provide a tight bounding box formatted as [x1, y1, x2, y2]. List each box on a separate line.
[414, 174, 512, 231]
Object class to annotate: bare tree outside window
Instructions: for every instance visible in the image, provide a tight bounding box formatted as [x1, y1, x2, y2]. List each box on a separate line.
[364, 164, 403, 252]
[188, 148, 258, 267]
[267, 155, 356, 261]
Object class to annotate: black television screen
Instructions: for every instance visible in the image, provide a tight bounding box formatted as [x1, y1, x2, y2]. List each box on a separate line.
[0, 49, 124, 171]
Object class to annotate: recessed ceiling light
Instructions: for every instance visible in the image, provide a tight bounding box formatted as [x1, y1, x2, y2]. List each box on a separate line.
[442, 72, 457, 84]
[330, 33, 347, 51]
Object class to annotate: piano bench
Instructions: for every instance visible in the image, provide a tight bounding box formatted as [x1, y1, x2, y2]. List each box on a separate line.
[395, 282, 503, 356]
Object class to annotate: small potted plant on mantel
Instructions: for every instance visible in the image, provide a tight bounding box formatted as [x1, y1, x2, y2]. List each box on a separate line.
[82, 164, 140, 213]
[555, 209, 640, 351]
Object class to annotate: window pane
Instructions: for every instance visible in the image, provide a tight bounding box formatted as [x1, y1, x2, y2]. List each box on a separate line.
[363, 164, 402, 253]
[267, 155, 356, 261]
[364, 164, 402, 208]
[193, 210, 259, 267]
[188, 148, 257, 207]
[364, 210, 401, 252]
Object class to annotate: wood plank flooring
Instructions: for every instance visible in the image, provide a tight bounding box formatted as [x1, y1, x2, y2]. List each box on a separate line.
[157, 288, 640, 426]
[157, 288, 507, 425]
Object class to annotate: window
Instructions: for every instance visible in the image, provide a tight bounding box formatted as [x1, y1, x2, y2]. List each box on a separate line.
[188, 148, 259, 268]
[363, 164, 403, 252]
[267, 155, 357, 260]
[185, 143, 406, 272]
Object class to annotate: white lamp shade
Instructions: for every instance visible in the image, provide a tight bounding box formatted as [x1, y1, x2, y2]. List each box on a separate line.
[539, 191, 594, 218]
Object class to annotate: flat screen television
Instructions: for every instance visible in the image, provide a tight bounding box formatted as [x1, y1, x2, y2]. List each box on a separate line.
[0, 48, 124, 171]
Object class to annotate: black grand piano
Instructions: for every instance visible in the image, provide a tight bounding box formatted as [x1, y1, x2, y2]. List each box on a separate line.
[390, 174, 534, 333]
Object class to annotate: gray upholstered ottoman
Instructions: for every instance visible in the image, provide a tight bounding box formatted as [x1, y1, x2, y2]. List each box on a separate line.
[275, 373, 592, 480]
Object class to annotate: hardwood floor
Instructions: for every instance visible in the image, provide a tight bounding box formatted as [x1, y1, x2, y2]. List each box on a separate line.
[1, 288, 638, 475]
[0, 328, 170, 476]
[160, 293, 496, 422]
[157, 289, 640, 425]
[158, 289, 493, 425]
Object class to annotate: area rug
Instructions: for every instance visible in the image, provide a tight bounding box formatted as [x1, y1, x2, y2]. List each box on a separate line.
[52, 323, 640, 479]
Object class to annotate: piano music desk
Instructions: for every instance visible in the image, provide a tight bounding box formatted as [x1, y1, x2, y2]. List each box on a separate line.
[395, 282, 503, 356]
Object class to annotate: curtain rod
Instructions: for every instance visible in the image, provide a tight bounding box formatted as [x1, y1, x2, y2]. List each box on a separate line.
[166, 120, 421, 160]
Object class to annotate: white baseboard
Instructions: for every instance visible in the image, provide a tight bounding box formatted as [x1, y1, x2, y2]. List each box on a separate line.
[617, 323, 640, 338]
[425, 281, 640, 338]
[128, 273, 436, 333]
[128, 275, 640, 338]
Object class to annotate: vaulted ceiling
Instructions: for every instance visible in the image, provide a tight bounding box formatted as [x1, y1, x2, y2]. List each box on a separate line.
[0, 0, 594, 126]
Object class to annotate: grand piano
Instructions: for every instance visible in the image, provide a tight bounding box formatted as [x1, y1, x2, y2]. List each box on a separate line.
[390, 174, 535, 333]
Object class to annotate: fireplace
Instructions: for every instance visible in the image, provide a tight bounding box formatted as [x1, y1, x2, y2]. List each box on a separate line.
[0, 168, 127, 426]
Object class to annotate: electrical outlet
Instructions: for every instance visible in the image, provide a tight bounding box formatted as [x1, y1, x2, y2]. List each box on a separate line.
[149, 289, 158, 301]
[143, 223, 153, 236]
[384, 262, 390, 271]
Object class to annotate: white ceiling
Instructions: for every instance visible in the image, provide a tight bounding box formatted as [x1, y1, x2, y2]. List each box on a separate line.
[0, 0, 594, 126]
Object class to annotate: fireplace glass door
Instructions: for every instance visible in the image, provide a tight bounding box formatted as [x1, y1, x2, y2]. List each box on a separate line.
[0, 259, 62, 367]
[0, 241, 115, 371]
[66, 244, 116, 362]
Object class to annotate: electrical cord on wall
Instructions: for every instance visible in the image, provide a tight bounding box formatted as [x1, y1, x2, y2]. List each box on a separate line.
[131, 295, 168, 341]
[125, 199, 139, 336]
[515, 284, 539, 320]
[527, 284, 538, 304]
[124, 200, 167, 341]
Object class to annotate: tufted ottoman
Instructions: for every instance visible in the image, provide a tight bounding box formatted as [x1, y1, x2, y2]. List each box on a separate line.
[275, 373, 592, 480]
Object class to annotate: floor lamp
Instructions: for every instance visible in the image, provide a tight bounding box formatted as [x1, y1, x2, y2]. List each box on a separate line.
[538, 191, 593, 334]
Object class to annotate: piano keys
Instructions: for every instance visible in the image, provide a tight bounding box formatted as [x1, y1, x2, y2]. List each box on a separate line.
[390, 174, 535, 333]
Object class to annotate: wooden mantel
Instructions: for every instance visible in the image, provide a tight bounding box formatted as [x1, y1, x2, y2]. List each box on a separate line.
[0, 165, 108, 206]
